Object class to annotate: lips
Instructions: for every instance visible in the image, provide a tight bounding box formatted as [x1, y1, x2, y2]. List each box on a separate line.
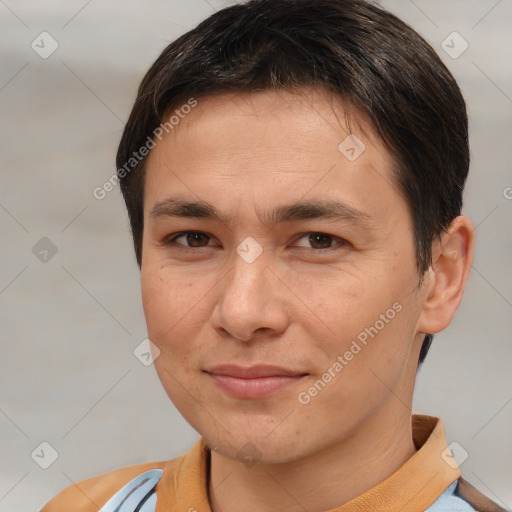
[205, 364, 308, 399]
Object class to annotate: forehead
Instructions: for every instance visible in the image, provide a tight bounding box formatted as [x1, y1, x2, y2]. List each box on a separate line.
[143, 88, 400, 220]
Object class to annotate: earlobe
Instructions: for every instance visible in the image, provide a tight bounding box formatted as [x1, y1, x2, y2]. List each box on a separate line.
[417, 216, 475, 335]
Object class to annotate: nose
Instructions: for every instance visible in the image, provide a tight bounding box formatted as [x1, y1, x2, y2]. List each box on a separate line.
[211, 251, 290, 342]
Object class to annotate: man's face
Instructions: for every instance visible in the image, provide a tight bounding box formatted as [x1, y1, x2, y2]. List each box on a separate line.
[141, 89, 426, 464]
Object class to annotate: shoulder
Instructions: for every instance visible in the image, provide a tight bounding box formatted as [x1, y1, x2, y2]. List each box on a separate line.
[41, 438, 208, 511]
[40, 458, 180, 511]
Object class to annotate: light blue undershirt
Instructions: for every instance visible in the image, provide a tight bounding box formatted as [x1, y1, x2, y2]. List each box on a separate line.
[425, 480, 477, 511]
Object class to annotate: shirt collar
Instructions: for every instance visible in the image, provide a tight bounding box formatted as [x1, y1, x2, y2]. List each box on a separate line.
[156, 415, 460, 511]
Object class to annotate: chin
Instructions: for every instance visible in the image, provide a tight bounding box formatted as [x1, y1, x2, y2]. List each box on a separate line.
[197, 422, 315, 466]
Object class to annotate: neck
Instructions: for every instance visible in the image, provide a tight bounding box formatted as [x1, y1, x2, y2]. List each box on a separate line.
[208, 407, 417, 512]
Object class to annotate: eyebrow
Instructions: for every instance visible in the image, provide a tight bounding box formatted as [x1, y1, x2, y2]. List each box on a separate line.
[149, 197, 373, 227]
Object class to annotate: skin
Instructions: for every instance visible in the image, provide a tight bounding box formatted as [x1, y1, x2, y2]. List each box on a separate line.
[141, 88, 474, 511]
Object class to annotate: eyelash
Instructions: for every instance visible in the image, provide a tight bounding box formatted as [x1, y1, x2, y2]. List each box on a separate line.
[163, 231, 347, 251]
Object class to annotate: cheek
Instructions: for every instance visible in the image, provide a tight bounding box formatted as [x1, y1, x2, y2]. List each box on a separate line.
[142, 267, 208, 405]
[289, 259, 418, 375]
[281, 264, 391, 346]
[299, 300, 417, 421]
[141, 264, 201, 348]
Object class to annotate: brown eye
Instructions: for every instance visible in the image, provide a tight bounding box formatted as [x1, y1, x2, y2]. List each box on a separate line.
[186, 232, 210, 247]
[308, 233, 334, 249]
[170, 231, 212, 247]
[293, 232, 343, 249]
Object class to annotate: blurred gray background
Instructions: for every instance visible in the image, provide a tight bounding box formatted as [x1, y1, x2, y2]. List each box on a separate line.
[0, 0, 511, 510]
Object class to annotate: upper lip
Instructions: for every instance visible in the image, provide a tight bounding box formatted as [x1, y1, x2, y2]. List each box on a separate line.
[205, 364, 307, 378]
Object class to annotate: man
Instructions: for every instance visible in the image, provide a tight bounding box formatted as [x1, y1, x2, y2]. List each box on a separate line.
[42, 0, 505, 510]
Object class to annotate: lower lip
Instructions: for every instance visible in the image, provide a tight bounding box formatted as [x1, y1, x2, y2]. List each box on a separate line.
[208, 373, 306, 399]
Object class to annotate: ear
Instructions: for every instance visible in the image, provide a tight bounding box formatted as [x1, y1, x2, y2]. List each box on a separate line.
[416, 216, 475, 335]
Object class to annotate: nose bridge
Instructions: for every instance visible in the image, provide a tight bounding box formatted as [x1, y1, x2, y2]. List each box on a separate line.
[213, 244, 289, 341]
[225, 246, 269, 306]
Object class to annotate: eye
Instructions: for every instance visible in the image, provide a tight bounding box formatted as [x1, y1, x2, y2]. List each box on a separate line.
[165, 231, 215, 248]
[292, 232, 346, 250]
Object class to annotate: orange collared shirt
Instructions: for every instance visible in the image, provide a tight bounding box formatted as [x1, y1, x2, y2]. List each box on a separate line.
[41, 415, 490, 511]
